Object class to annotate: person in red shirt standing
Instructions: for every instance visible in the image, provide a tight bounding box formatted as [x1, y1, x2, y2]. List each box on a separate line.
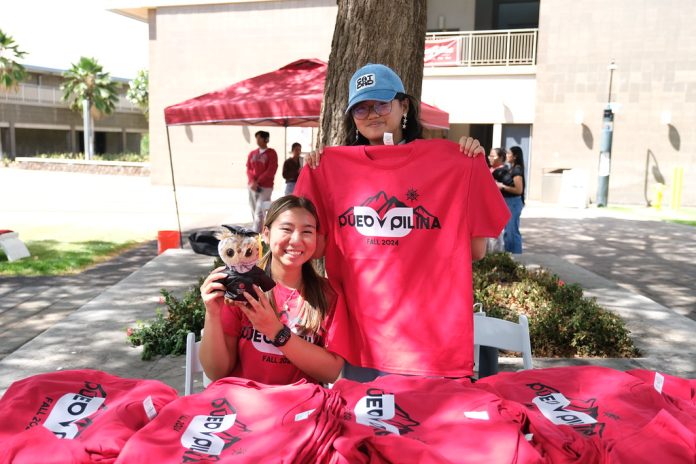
[246, 130, 278, 232]
[199, 195, 344, 385]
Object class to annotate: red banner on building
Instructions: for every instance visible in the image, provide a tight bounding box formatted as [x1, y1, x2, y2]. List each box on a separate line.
[424, 38, 460, 66]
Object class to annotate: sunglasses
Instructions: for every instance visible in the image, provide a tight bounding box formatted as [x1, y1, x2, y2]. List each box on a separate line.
[350, 100, 393, 120]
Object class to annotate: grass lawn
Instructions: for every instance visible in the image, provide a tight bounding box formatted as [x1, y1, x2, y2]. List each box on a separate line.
[0, 240, 145, 276]
[607, 205, 696, 227]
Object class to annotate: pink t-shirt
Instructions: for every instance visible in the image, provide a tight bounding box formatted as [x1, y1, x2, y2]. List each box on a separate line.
[294, 139, 509, 377]
[221, 283, 328, 385]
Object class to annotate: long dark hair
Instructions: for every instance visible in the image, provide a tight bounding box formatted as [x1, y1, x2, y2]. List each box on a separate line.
[508, 146, 525, 171]
[342, 92, 423, 145]
[258, 195, 332, 334]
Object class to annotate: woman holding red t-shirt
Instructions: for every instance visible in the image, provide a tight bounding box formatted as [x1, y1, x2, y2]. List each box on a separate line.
[199, 195, 344, 385]
[294, 64, 509, 381]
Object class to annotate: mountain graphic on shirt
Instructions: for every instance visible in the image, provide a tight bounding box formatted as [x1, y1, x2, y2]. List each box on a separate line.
[339, 191, 406, 220]
[338, 191, 441, 231]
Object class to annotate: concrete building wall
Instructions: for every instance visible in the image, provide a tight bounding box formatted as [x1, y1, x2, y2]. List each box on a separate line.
[148, 0, 337, 189]
[422, 70, 535, 124]
[532, 0, 696, 206]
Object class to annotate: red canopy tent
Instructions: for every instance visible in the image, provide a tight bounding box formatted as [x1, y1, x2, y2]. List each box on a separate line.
[163, 59, 449, 242]
[164, 58, 449, 129]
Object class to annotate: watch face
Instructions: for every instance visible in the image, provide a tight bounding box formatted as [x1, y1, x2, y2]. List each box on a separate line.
[273, 326, 291, 347]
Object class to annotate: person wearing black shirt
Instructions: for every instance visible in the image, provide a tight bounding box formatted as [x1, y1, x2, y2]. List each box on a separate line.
[496, 146, 525, 253]
[282, 142, 302, 194]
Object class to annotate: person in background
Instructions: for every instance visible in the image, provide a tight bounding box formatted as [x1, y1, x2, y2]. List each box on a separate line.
[199, 195, 344, 385]
[497, 145, 525, 253]
[487, 147, 508, 254]
[246, 130, 278, 232]
[282, 142, 302, 195]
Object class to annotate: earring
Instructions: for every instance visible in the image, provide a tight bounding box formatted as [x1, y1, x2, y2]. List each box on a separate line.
[402, 114, 408, 129]
[355, 128, 360, 142]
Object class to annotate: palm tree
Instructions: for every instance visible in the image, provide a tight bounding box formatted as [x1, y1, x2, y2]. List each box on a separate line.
[0, 29, 27, 160]
[61, 56, 119, 160]
[127, 69, 148, 119]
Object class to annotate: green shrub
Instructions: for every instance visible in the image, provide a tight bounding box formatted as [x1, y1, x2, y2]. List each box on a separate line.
[140, 133, 149, 156]
[474, 253, 639, 358]
[31, 152, 148, 162]
[127, 282, 206, 360]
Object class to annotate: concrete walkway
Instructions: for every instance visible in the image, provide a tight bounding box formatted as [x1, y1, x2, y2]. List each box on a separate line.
[522, 205, 696, 320]
[0, 249, 213, 396]
[0, 241, 157, 361]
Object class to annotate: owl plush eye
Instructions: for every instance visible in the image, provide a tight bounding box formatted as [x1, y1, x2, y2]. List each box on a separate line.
[226, 249, 235, 257]
[245, 248, 253, 257]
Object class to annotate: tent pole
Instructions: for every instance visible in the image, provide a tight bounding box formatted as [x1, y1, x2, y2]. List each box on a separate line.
[165, 125, 183, 247]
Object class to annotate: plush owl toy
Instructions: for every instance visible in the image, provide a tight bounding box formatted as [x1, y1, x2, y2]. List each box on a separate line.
[216, 225, 275, 302]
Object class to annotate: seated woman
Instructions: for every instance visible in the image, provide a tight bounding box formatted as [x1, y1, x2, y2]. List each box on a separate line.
[198, 195, 344, 385]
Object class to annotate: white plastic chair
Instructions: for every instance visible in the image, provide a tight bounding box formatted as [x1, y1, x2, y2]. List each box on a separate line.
[0, 230, 31, 262]
[184, 331, 212, 395]
[474, 312, 533, 370]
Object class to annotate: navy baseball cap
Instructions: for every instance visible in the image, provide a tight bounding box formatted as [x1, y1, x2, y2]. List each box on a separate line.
[346, 63, 405, 113]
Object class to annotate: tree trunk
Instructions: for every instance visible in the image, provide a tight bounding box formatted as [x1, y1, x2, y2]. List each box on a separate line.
[318, 0, 427, 147]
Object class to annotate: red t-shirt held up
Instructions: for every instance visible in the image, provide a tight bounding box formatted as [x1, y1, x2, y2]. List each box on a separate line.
[295, 139, 509, 377]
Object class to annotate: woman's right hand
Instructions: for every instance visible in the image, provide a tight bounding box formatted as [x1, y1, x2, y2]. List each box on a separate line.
[200, 266, 227, 317]
[305, 145, 324, 169]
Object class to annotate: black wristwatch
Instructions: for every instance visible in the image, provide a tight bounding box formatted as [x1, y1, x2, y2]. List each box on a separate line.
[272, 325, 292, 347]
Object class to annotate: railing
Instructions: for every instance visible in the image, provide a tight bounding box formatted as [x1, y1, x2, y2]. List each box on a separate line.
[425, 28, 538, 67]
[0, 83, 140, 113]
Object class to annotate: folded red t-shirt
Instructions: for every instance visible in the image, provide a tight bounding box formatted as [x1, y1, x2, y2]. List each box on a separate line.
[0, 369, 178, 463]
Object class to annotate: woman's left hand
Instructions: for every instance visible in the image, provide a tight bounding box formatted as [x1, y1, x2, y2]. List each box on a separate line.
[459, 136, 484, 157]
[239, 285, 285, 340]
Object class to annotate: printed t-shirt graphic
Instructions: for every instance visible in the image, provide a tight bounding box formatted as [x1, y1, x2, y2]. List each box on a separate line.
[116, 377, 343, 464]
[331, 375, 542, 464]
[221, 283, 329, 385]
[294, 139, 509, 377]
[0, 369, 178, 462]
[477, 366, 696, 462]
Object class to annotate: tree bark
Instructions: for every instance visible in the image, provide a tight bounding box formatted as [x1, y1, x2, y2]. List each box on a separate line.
[319, 0, 427, 147]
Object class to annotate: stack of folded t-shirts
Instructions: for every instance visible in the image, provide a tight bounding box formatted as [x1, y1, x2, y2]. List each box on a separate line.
[477, 366, 696, 463]
[0, 369, 178, 463]
[329, 375, 548, 464]
[116, 377, 343, 464]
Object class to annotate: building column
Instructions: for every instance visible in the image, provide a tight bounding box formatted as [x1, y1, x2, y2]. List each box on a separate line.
[122, 129, 128, 153]
[492, 123, 503, 149]
[9, 122, 16, 159]
[69, 126, 77, 154]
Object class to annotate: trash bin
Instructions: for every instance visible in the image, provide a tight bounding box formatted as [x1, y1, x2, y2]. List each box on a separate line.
[541, 169, 567, 203]
[157, 230, 181, 255]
